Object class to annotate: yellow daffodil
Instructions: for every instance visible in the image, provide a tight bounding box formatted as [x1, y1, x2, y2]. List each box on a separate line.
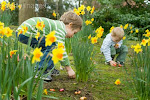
[6, 2, 10, 8]
[0, 22, 4, 29]
[43, 89, 48, 95]
[1, 5, 6, 11]
[130, 30, 133, 33]
[75, 10, 80, 15]
[145, 29, 149, 33]
[10, 50, 18, 57]
[10, 3, 15, 11]
[140, 39, 148, 46]
[91, 37, 98, 44]
[45, 31, 57, 47]
[0, 28, 5, 37]
[123, 36, 126, 40]
[36, 20, 45, 31]
[1, 1, 7, 5]
[91, 18, 94, 22]
[95, 26, 104, 38]
[97, 32, 103, 38]
[80, 5, 85, 10]
[90, 6, 95, 14]
[21, 25, 28, 34]
[81, 11, 85, 15]
[85, 20, 92, 25]
[124, 24, 129, 29]
[131, 45, 135, 48]
[130, 26, 132, 29]
[133, 44, 142, 53]
[17, 29, 23, 36]
[52, 11, 56, 17]
[135, 29, 139, 33]
[88, 34, 91, 39]
[32, 47, 43, 64]
[35, 31, 40, 40]
[18, 5, 22, 10]
[78, 7, 82, 12]
[57, 42, 64, 49]
[110, 26, 114, 33]
[3, 27, 13, 37]
[143, 32, 150, 37]
[86, 6, 91, 11]
[52, 48, 64, 64]
[147, 38, 150, 46]
[120, 25, 123, 28]
[73, 8, 78, 12]
[115, 79, 121, 85]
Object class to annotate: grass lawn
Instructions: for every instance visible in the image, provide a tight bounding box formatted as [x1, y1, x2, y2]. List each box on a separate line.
[42, 39, 137, 100]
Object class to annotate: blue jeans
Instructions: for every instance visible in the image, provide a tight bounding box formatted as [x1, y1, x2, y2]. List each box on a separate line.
[16, 33, 56, 71]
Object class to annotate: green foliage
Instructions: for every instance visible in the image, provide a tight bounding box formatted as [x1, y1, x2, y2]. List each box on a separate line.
[92, 0, 150, 39]
[0, 11, 12, 26]
[0, 33, 55, 99]
[72, 36, 94, 82]
[93, 6, 119, 36]
[129, 46, 150, 99]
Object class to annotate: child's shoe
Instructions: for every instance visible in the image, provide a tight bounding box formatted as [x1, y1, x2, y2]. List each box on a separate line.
[51, 69, 60, 76]
[105, 61, 110, 65]
[35, 71, 52, 82]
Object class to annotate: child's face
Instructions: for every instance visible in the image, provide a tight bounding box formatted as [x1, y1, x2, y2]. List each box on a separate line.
[65, 24, 80, 38]
[111, 35, 122, 43]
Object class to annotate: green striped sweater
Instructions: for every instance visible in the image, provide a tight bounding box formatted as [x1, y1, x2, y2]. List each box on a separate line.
[17, 17, 70, 66]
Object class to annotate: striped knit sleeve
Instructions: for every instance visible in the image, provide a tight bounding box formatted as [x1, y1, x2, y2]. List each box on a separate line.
[55, 29, 70, 66]
[100, 34, 112, 62]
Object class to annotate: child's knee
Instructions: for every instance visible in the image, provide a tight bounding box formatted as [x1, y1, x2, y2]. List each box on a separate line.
[122, 45, 128, 53]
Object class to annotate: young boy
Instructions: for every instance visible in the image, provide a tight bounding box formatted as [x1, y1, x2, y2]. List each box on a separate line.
[16, 11, 83, 81]
[100, 27, 128, 67]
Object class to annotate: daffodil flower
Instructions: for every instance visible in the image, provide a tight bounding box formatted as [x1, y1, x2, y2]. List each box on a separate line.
[45, 31, 57, 47]
[91, 37, 98, 44]
[115, 79, 121, 85]
[32, 47, 43, 64]
[52, 47, 64, 64]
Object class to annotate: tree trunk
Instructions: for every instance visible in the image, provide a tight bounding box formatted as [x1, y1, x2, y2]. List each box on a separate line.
[19, 0, 36, 25]
[38, 0, 46, 17]
[58, 0, 63, 17]
[56, 0, 59, 19]
[79, 0, 80, 7]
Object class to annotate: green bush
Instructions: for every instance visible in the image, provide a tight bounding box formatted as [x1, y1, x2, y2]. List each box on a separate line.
[93, 7, 119, 36]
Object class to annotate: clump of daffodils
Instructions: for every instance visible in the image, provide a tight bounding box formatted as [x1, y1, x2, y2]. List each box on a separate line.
[131, 29, 150, 54]
[0, 1, 21, 11]
[88, 26, 104, 44]
[0, 21, 13, 38]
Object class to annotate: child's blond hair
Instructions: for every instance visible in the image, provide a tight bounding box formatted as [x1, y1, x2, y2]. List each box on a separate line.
[60, 11, 83, 30]
[112, 27, 124, 39]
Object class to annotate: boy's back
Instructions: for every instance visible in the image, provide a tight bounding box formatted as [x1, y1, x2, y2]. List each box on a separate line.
[17, 17, 66, 37]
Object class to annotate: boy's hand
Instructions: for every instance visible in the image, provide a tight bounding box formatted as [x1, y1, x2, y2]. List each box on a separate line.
[109, 61, 117, 66]
[65, 66, 76, 79]
[114, 44, 119, 49]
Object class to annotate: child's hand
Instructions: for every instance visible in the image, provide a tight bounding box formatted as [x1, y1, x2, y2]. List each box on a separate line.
[114, 44, 119, 49]
[65, 66, 76, 79]
[109, 61, 117, 66]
